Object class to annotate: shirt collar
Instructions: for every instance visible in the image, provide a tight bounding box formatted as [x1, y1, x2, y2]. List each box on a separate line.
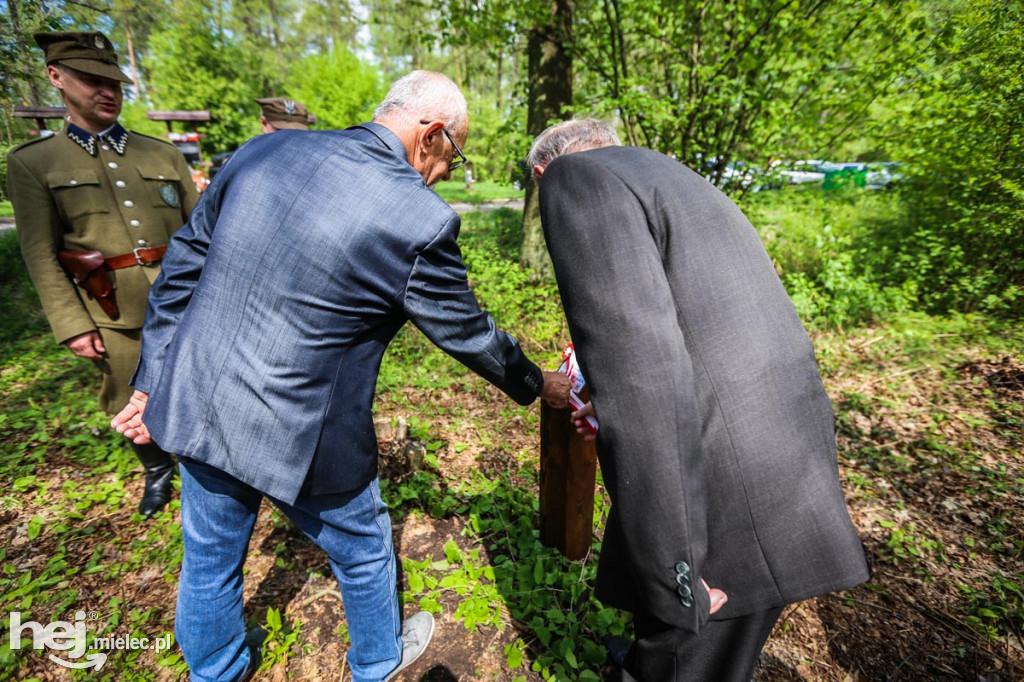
[65, 121, 129, 157]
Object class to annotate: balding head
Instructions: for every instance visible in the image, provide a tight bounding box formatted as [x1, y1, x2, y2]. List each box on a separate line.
[527, 119, 621, 180]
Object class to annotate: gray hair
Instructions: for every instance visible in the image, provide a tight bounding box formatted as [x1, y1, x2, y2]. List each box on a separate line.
[527, 119, 621, 178]
[373, 70, 468, 136]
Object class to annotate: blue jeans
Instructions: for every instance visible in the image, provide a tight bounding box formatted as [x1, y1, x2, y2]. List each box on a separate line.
[175, 458, 401, 681]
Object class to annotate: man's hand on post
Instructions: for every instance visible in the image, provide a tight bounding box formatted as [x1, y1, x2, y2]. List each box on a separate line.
[571, 401, 599, 441]
[65, 330, 106, 359]
[111, 390, 153, 444]
[540, 370, 571, 408]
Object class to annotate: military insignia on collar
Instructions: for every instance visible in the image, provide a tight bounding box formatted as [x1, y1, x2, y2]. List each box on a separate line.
[284, 99, 297, 115]
[66, 123, 98, 156]
[103, 124, 129, 155]
[159, 184, 179, 207]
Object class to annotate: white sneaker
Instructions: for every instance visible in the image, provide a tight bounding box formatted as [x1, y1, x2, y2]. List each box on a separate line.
[383, 611, 435, 681]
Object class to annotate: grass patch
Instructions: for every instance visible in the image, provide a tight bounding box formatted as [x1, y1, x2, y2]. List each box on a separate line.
[433, 180, 523, 206]
[0, 201, 13, 219]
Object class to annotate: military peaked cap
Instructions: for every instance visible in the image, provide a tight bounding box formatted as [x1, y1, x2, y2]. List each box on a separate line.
[34, 31, 132, 84]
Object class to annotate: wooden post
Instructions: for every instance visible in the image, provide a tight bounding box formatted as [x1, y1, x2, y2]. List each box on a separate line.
[539, 399, 598, 560]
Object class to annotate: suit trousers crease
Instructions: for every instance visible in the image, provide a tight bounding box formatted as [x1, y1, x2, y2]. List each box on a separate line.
[619, 605, 784, 682]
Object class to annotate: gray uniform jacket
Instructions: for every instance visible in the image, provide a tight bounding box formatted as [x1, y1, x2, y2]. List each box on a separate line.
[539, 146, 869, 634]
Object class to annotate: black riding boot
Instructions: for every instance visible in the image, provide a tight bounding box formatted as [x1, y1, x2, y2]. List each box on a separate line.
[131, 442, 176, 519]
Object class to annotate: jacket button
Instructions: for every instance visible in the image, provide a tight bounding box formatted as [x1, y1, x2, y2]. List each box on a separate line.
[108, 161, 118, 169]
[674, 561, 690, 576]
[116, 180, 126, 188]
[680, 595, 694, 608]
[130, 220, 141, 227]
[124, 200, 134, 208]
[677, 584, 692, 598]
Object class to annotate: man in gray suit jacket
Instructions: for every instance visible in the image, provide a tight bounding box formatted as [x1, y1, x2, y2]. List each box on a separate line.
[528, 120, 869, 681]
[112, 72, 570, 682]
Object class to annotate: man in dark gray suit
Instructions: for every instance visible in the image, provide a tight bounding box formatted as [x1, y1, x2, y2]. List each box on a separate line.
[112, 71, 571, 682]
[528, 120, 869, 681]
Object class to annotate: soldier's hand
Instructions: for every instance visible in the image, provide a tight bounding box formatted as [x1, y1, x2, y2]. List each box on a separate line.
[540, 370, 572, 408]
[65, 331, 106, 359]
[111, 390, 153, 445]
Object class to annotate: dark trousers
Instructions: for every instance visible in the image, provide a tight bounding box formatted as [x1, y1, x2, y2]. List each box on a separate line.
[620, 605, 784, 682]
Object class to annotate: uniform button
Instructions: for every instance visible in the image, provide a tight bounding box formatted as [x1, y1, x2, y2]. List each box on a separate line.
[674, 562, 690, 576]
[69, 179, 78, 185]
[115, 180, 126, 188]
[108, 161, 118, 169]
[137, 240, 148, 246]
[158, 174, 165, 179]
[124, 200, 135, 208]
[130, 220, 141, 227]
[102, 144, 110, 151]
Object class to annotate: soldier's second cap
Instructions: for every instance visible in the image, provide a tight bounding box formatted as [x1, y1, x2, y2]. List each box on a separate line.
[255, 97, 311, 130]
[34, 31, 133, 84]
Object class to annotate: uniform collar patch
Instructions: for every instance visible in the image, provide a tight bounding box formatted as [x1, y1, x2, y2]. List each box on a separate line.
[65, 122, 129, 156]
[65, 122, 98, 156]
[102, 124, 129, 155]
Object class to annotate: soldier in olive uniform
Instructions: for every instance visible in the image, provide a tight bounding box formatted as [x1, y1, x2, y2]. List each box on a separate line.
[7, 31, 199, 518]
[255, 97, 312, 132]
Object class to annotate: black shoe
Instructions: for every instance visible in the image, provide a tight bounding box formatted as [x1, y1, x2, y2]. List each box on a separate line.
[603, 634, 631, 668]
[240, 625, 266, 681]
[132, 443, 176, 519]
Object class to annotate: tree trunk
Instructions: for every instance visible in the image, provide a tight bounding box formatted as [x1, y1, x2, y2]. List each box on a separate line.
[520, 0, 573, 280]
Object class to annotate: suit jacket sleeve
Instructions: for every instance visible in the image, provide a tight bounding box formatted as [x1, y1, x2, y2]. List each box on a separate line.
[540, 153, 712, 632]
[8, 151, 97, 344]
[132, 186, 215, 393]
[402, 213, 543, 405]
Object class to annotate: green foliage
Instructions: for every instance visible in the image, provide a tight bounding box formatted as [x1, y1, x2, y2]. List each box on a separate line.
[284, 47, 383, 130]
[257, 608, 303, 672]
[744, 189, 913, 329]
[0, 230, 47, 344]
[572, 0, 926, 192]
[866, 0, 1024, 315]
[118, 100, 168, 139]
[145, 9, 263, 154]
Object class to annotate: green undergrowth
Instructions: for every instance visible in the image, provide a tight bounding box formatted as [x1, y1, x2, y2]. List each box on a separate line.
[1, 203, 1021, 678]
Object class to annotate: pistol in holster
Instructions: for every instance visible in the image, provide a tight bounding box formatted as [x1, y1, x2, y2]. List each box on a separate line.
[57, 249, 120, 319]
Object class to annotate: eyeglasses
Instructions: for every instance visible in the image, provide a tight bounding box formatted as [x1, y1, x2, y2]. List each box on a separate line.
[421, 120, 468, 172]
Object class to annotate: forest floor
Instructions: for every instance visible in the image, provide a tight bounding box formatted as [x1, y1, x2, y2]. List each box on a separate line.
[2, 313, 1022, 681]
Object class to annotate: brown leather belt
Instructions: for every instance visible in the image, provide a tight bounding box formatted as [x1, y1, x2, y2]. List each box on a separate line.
[105, 245, 167, 270]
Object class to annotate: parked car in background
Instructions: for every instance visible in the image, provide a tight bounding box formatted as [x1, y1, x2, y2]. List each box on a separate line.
[777, 160, 826, 185]
[865, 162, 902, 189]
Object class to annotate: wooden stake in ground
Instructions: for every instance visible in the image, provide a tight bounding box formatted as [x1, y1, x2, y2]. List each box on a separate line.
[539, 398, 598, 560]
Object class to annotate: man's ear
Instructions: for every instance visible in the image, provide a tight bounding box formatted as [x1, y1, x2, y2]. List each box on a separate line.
[418, 120, 445, 157]
[533, 164, 546, 180]
[47, 64, 64, 91]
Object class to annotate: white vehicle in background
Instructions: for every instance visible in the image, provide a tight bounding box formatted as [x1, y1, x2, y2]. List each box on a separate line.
[865, 162, 902, 189]
[777, 159, 826, 185]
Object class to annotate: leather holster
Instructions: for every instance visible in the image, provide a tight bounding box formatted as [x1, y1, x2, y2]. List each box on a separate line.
[57, 249, 120, 319]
